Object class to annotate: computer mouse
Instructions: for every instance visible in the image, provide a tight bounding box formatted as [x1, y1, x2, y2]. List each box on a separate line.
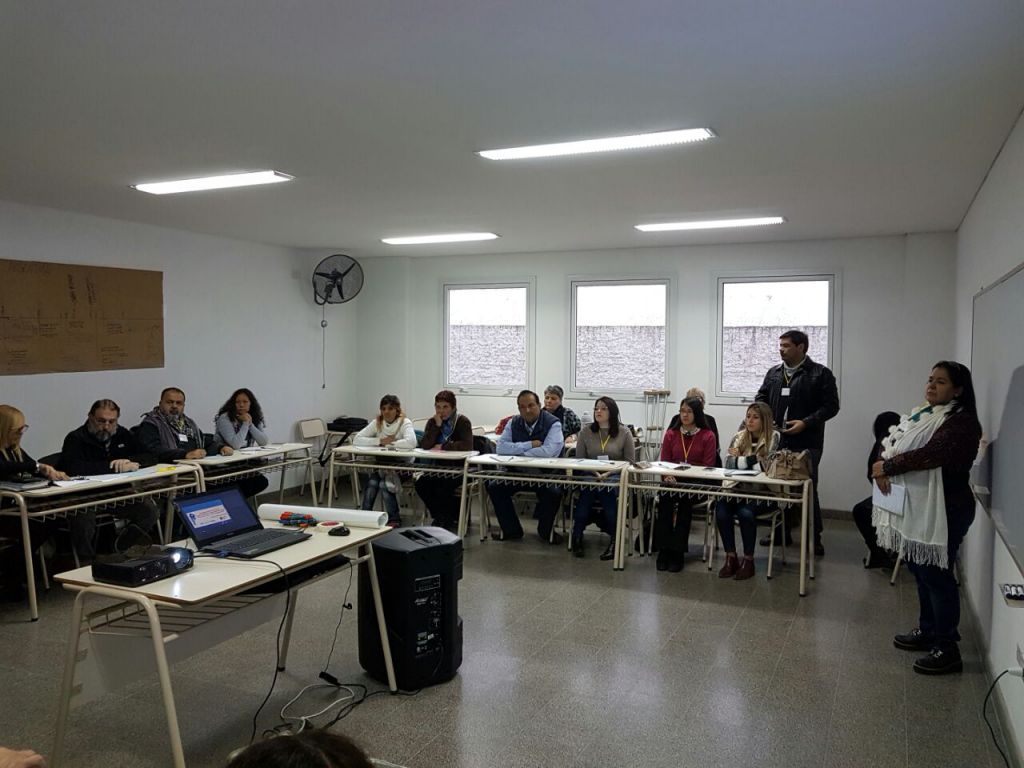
[328, 525, 351, 536]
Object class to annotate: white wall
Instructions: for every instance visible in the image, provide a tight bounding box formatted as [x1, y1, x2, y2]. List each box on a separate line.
[0, 200, 356, 485]
[956, 113, 1024, 761]
[352, 232, 957, 513]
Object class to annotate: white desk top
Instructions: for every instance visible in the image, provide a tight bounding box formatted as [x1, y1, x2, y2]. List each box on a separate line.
[333, 445, 477, 461]
[468, 454, 629, 472]
[180, 442, 312, 467]
[2, 463, 199, 501]
[55, 522, 389, 605]
[626, 462, 805, 490]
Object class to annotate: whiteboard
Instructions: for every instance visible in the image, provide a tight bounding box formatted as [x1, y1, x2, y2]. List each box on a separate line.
[972, 260, 1024, 573]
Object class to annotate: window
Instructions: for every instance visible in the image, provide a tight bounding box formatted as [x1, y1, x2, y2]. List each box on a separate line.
[714, 274, 839, 401]
[444, 283, 532, 391]
[571, 280, 668, 394]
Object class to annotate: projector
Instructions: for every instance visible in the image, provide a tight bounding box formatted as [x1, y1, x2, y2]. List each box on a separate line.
[91, 546, 194, 587]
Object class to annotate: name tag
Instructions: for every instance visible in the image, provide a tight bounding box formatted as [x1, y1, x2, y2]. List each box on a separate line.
[178, 433, 188, 442]
[781, 387, 791, 397]
[597, 454, 610, 461]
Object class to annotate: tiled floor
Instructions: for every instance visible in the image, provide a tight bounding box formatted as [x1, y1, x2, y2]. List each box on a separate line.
[0, 496, 1012, 768]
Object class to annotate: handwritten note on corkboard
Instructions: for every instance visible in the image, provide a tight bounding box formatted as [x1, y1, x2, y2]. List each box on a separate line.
[0, 259, 163, 375]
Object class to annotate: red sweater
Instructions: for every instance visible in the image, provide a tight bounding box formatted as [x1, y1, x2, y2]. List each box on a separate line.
[660, 428, 716, 467]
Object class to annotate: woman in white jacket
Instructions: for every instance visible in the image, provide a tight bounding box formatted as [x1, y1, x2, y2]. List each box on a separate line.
[353, 394, 416, 526]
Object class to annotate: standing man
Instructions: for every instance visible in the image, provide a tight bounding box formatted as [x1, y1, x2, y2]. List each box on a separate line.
[487, 390, 565, 543]
[756, 330, 839, 556]
[60, 399, 159, 561]
[137, 387, 266, 499]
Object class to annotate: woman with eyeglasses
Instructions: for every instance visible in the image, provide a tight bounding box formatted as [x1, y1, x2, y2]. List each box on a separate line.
[0, 405, 66, 602]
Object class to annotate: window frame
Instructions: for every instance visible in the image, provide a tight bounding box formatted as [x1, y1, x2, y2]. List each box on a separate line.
[569, 277, 672, 401]
[442, 279, 536, 397]
[711, 271, 842, 405]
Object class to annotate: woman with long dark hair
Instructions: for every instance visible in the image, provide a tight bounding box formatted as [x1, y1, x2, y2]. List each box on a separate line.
[215, 388, 269, 449]
[655, 396, 717, 572]
[872, 361, 981, 675]
[570, 396, 635, 559]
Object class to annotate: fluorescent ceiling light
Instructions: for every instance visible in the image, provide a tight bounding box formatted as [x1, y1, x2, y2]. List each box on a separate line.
[636, 216, 786, 232]
[381, 232, 500, 245]
[132, 170, 293, 195]
[478, 128, 714, 160]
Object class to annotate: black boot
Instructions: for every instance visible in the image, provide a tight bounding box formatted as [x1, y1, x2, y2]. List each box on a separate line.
[571, 535, 584, 558]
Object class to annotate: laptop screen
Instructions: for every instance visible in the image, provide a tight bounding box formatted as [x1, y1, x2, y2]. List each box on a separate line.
[175, 486, 261, 546]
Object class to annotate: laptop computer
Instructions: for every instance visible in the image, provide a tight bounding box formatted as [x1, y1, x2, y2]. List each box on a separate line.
[174, 486, 310, 558]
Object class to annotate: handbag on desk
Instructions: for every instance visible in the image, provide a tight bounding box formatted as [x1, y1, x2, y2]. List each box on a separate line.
[764, 449, 812, 481]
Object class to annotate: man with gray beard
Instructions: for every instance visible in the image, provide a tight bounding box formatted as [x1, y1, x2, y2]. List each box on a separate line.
[59, 398, 159, 561]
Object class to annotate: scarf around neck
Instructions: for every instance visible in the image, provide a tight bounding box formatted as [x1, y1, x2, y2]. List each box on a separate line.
[872, 401, 953, 568]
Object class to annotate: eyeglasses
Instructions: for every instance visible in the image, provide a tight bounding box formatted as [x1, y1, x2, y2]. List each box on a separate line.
[16, 424, 29, 435]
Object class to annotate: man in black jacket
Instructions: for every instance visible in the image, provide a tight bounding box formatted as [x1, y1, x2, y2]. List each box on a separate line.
[60, 398, 159, 561]
[756, 330, 840, 555]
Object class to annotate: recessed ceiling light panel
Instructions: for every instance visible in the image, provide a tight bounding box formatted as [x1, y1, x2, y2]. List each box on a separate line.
[381, 232, 500, 245]
[635, 216, 786, 232]
[132, 170, 293, 195]
[478, 128, 714, 160]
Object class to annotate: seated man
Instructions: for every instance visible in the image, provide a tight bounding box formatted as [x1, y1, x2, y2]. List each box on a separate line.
[137, 387, 267, 499]
[60, 398, 159, 561]
[487, 389, 565, 544]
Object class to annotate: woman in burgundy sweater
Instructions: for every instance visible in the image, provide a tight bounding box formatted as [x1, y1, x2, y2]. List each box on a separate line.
[655, 397, 717, 572]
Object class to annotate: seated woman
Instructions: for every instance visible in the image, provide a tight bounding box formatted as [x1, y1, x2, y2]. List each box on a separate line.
[415, 390, 473, 530]
[685, 387, 721, 466]
[715, 401, 779, 580]
[655, 397, 717, 572]
[852, 411, 901, 568]
[544, 385, 581, 443]
[353, 394, 416, 527]
[0, 405, 67, 601]
[571, 396, 635, 559]
[213, 388, 270, 498]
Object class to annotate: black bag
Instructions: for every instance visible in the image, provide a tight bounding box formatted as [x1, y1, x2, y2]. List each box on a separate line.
[327, 416, 369, 433]
[472, 434, 496, 455]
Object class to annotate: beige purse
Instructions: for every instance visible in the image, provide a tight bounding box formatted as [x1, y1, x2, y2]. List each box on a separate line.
[764, 449, 812, 481]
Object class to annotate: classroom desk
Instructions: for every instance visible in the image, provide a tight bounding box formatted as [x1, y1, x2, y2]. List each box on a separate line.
[326, 445, 477, 509]
[459, 455, 631, 541]
[0, 464, 203, 621]
[51, 521, 396, 768]
[179, 442, 319, 504]
[618, 463, 814, 594]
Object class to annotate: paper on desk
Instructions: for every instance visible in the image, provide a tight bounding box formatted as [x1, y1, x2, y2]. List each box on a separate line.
[872, 480, 905, 515]
[572, 458, 619, 468]
[723, 470, 759, 477]
[257, 503, 387, 529]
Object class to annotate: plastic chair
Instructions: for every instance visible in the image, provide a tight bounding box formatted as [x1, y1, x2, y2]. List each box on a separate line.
[298, 418, 328, 498]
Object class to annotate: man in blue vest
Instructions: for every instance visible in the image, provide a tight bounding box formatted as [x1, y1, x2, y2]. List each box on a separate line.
[487, 390, 565, 543]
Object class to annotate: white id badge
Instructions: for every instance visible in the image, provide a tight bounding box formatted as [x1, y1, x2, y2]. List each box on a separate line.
[597, 454, 610, 461]
[178, 433, 188, 442]
[781, 387, 791, 397]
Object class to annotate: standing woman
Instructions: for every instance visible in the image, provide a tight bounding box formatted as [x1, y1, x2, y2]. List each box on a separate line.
[353, 394, 416, 527]
[715, 402, 779, 580]
[571, 397, 635, 559]
[655, 397, 717, 572]
[0, 405, 66, 601]
[214, 388, 271, 498]
[872, 361, 982, 675]
[215, 388, 270, 449]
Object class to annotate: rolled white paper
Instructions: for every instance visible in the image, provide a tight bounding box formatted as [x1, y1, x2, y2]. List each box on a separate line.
[257, 503, 387, 529]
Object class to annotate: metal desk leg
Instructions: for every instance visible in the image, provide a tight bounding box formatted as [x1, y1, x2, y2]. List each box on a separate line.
[277, 592, 299, 671]
[278, 461, 288, 504]
[364, 544, 397, 692]
[18, 501, 38, 621]
[613, 477, 627, 570]
[327, 453, 337, 507]
[807, 480, 816, 581]
[306, 454, 320, 506]
[457, 467, 470, 538]
[799, 480, 810, 596]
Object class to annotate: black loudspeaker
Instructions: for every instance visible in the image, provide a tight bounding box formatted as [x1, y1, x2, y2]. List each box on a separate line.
[358, 527, 463, 690]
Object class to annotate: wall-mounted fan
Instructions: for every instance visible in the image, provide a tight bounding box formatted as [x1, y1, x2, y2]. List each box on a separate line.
[312, 254, 364, 388]
[313, 253, 364, 305]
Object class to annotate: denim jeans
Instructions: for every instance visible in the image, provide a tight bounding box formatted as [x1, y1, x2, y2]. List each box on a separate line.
[715, 498, 768, 557]
[906, 507, 975, 649]
[573, 488, 618, 539]
[360, 472, 400, 524]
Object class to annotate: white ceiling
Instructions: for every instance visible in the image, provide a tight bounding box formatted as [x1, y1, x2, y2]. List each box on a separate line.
[2, 1, 1023, 258]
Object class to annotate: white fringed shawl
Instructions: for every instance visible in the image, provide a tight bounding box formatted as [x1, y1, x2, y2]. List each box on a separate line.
[872, 402, 953, 568]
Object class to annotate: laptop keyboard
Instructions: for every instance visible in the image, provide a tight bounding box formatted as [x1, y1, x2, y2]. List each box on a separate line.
[223, 529, 299, 551]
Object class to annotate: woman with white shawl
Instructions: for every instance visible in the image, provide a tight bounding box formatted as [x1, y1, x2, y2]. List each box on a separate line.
[871, 361, 981, 676]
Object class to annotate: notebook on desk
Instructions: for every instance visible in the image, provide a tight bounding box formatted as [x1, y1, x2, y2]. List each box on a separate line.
[174, 486, 310, 558]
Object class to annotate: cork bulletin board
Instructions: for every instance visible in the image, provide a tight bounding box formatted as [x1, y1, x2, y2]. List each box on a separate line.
[0, 259, 164, 375]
